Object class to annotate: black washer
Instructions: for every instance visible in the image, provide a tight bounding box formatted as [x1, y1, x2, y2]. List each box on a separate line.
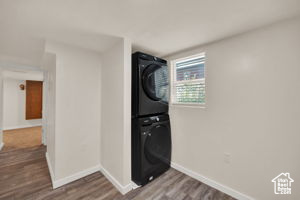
[144, 124, 171, 165]
[131, 114, 171, 186]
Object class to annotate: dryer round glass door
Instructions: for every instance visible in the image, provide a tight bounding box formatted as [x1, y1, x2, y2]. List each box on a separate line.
[144, 124, 171, 165]
[142, 64, 169, 102]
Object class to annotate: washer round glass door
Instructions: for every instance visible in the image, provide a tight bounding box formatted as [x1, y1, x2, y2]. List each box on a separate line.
[142, 64, 169, 102]
[144, 124, 171, 165]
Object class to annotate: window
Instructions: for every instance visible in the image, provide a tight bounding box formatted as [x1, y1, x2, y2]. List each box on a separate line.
[171, 53, 205, 105]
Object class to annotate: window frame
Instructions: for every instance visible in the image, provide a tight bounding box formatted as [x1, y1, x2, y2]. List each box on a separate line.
[170, 52, 206, 107]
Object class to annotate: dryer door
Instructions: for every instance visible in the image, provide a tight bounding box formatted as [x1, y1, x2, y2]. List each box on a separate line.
[142, 64, 169, 103]
[144, 124, 171, 165]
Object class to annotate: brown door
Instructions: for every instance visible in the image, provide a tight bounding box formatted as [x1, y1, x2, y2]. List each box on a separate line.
[26, 80, 43, 120]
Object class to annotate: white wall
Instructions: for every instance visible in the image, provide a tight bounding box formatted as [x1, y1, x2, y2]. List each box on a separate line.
[3, 78, 42, 130]
[42, 52, 56, 175]
[101, 38, 131, 192]
[166, 17, 300, 200]
[0, 69, 3, 150]
[2, 70, 44, 81]
[122, 39, 132, 189]
[45, 41, 101, 181]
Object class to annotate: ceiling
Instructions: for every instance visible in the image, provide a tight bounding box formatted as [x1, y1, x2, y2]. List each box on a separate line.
[0, 0, 300, 65]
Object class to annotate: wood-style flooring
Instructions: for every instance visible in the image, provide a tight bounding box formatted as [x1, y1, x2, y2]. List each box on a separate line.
[3, 126, 42, 151]
[0, 146, 235, 200]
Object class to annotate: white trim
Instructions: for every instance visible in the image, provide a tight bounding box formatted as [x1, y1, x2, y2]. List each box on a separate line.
[131, 181, 141, 190]
[45, 157, 133, 194]
[3, 124, 42, 131]
[41, 127, 46, 145]
[99, 164, 133, 195]
[42, 71, 49, 146]
[46, 152, 55, 187]
[52, 165, 101, 189]
[0, 142, 4, 151]
[174, 78, 205, 85]
[171, 162, 254, 200]
[46, 152, 101, 190]
[172, 52, 206, 64]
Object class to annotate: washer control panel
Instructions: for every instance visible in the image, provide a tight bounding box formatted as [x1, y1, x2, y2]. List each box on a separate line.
[140, 114, 169, 126]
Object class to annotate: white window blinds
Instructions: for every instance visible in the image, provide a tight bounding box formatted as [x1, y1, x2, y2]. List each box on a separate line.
[171, 53, 205, 105]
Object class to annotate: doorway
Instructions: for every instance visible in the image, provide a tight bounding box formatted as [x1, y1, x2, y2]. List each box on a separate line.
[0, 69, 46, 151]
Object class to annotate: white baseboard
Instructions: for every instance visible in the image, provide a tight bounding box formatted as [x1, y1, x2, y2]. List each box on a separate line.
[53, 164, 101, 189]
[99, 165, 133, 195]
[171, 162, 254, 200]
[46, 152, 101, 189]
[0, 142, 4, 151]
[46, 152, 55, 187]
[4, 124, 42, 131]
[44, 156, 133, 195]
[131, 181, 141, 190]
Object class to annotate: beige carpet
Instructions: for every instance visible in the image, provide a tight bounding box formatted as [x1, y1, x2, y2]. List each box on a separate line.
[3, 126, 42, 151]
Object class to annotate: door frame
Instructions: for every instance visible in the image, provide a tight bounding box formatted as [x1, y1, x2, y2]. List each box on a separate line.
[0, 64, 49, 150]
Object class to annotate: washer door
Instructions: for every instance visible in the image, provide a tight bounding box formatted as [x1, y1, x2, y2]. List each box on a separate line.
[144, 124, 171, 165]
[142, 64, 169, 103]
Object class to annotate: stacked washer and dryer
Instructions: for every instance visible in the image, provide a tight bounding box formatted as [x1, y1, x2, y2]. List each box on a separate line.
[131, 52, 172, 186]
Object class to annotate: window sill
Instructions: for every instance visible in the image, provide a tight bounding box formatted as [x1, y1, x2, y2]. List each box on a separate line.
[170, 103, 206, 109]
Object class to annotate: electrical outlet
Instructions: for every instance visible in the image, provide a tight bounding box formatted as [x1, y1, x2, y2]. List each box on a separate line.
[224, 153, 231, 164]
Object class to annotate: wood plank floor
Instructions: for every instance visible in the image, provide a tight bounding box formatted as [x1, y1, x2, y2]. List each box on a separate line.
[0, 146, 235, 200]
[3, 126, 42, 151]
